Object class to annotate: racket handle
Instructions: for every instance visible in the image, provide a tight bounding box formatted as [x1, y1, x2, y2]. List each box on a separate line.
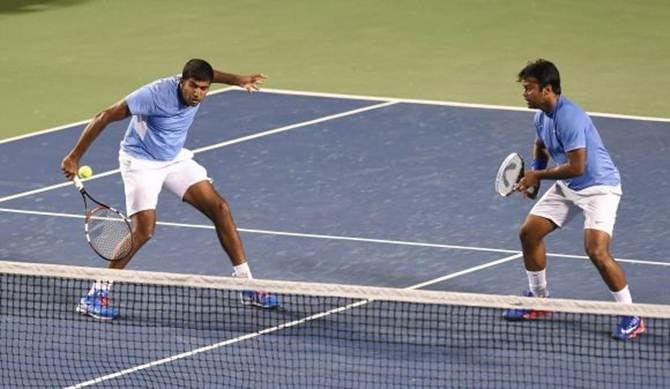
[72, 176, 84, 192]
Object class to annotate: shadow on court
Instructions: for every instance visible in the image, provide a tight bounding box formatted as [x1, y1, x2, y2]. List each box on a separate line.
[0, 0, 90, 14]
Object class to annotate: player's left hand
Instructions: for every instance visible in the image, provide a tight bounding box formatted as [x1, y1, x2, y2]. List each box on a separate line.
[238, 74, 267, 92]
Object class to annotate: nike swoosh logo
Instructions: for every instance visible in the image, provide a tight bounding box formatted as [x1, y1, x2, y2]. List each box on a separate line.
[620, 322, 641, 334]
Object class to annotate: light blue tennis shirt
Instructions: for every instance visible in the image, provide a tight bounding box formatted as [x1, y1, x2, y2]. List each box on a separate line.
[121, 76, 199, 161]
[533, 95, 620, 190]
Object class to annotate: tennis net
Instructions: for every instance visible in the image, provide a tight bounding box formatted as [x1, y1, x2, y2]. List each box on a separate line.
[1, 260, 668, 388]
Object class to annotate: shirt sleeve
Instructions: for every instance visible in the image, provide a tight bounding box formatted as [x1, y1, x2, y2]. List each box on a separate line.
[125, 84, 157, 116]
[557, 114, 587, 152]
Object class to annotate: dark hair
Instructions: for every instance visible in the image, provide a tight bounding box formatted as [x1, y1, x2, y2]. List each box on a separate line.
[517, 59, 561, 94]
[182, 58, 214, 82]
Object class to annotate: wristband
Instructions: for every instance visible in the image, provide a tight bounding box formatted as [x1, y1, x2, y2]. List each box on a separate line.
[530, 159, 547, 171]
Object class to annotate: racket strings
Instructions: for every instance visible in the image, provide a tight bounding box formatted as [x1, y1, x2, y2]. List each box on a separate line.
[87, 208, 132, 260]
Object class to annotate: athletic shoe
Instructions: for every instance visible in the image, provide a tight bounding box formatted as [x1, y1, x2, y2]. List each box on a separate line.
[502, 291, 552, 321]
[240, 290, 280, 309]
[612, 316, 645, 341]
[76, 290, 119, 321]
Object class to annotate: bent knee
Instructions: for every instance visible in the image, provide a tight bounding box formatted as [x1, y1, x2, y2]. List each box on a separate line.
[133, 225, 155, 244]
[212, 198, 232, 217]
[519, 217, 555, 243]
[585, 246, 611, 262]
[519, 224, 541, 243]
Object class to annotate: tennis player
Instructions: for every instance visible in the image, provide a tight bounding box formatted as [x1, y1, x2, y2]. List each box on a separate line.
[60, 59, 279, 320]
[502, 59, 644, 341]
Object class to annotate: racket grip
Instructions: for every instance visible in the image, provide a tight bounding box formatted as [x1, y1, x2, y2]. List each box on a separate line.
[527, 186, 537, 199]
[72, 176, 84, 192]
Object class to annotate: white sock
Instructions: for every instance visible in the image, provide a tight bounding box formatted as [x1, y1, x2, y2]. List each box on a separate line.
[526, 269, 548, 298]
[233, 262, 253, 279]
[87, 280, 112, 295]
[611, 285, 633, 304]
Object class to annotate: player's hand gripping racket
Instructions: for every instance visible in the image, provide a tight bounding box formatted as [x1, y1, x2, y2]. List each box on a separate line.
[495, 152, 537, 198]
[73, 176, 133, 261]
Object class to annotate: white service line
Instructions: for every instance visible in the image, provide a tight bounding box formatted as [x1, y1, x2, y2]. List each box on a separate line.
[162, 221, 520, 254]
[0, 170, 120, 204]
[0, 207, 668, 267]
[0, 100, 397, 205]
[408, 253, 522, 290]
[191, 100, 398, 154]
[0, 119, 91, 145]
[65, 251, 519, 388]
[161, 220, 670, 267]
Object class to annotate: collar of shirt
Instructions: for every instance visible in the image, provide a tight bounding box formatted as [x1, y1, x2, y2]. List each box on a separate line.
[546, 95, 564, 119]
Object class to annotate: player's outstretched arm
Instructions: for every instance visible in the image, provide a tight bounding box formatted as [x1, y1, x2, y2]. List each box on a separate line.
[213, 70, 266, 92]
[61, 99, 130, 179]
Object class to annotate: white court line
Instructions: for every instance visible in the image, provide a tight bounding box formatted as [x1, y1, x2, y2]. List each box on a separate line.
[2, 82, 226, 143]
[0, 100, 397, 205]
[191, 100, 398, 154]
[0, 87, 236, 145]
[260, 88, 670, 123]
[2, 86, 668, 146]
[0, 207, 668, 267]
[408, 253, 522, 289]
[65, 251, 520, 388]
[0, 170, 120, 204]
[0, 119, 91, 145]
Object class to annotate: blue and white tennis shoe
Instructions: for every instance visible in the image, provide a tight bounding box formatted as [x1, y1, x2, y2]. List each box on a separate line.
[612, 316, 645, 341]
[240, 290, 280, 309]
[76, 289, 119, 321]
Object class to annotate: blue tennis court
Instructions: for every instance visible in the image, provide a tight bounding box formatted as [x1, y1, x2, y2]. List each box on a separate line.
[1, 89, 669, 387]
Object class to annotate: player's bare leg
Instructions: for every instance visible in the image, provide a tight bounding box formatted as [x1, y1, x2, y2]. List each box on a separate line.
[503, 215, 558, 320]
[107, 209, 156, 270]
[519, 215, 556, 271]
[77, 210, 155, 320]
[502, 215, 556, 320]
[183, 180, 279, 309]
[584, 229, 626, 291]
[585, 228, 645, 340]
[182, 180, 246, 266]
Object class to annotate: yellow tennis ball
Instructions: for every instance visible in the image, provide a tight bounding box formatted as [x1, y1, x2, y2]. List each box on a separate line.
[78, 165, 93, 178]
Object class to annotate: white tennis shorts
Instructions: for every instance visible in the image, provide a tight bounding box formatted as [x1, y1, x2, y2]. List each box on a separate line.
[119, 149, 210, 216]
[530, 181, 622, 236]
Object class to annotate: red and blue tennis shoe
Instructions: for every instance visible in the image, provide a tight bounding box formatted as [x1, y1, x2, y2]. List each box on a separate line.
[76, 289, 119, 321]
[502, 290, 552, 321]
[612, 316, 645, 341]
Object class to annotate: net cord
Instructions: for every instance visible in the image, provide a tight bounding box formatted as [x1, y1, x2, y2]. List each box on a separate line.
[1, 260, 669, 318]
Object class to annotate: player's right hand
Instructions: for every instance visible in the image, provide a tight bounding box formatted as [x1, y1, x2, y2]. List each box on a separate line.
[522, 184, 539, 200]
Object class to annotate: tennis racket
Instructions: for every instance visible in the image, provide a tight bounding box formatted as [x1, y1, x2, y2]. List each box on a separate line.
[495, 152, 537, 198]
[73, 176, 133, 262]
